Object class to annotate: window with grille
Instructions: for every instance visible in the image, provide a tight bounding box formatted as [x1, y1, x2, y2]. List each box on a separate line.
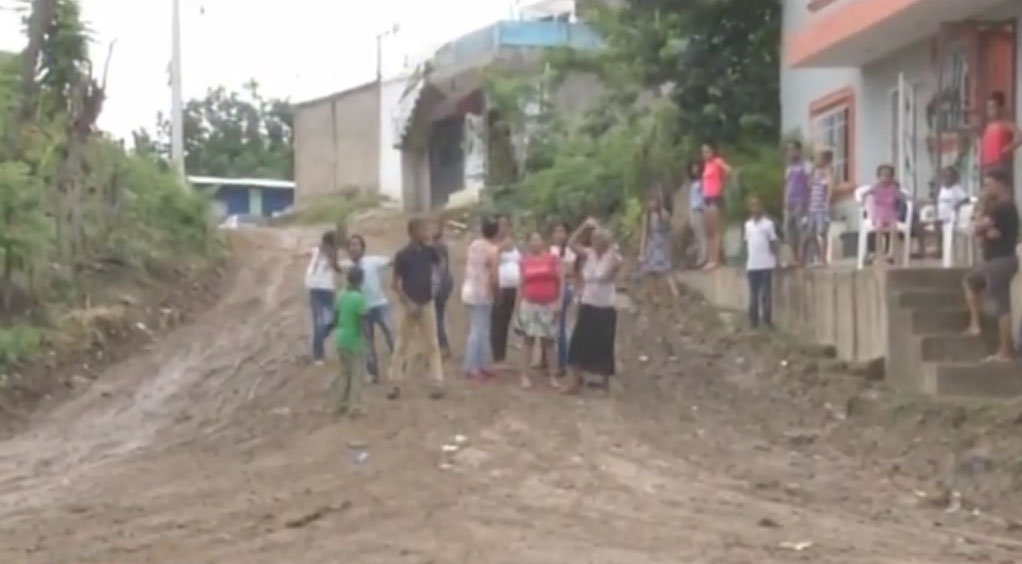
[811, 101, 852, 183]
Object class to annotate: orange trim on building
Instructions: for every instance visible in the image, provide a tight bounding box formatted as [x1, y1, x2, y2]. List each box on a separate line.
[786, 0, 924, 66]
[809, 87, 857, 184]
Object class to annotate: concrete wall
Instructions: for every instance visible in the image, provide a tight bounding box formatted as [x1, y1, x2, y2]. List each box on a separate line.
[379, 76, 409, 204]
[678, 267, 888, 362]
[293, 82, 380, 202]
[551, 71, 602, 118]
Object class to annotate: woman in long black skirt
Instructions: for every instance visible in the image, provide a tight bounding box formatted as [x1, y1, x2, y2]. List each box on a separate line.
[563, 218, 621, 394]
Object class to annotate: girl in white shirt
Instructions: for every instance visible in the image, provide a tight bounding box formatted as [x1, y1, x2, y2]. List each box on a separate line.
[491, 214, 521, 365]
[304, 231, 340, 365]
[935, 166, 968, 253]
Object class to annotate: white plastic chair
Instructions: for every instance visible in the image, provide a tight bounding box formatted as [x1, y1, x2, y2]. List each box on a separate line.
[855, 191, 913, 269]
[941, 196, 977, 267]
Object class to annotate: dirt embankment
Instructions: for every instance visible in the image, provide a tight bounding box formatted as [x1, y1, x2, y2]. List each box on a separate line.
[0, 212, 1020, 563]
[0, 238, 233, 436]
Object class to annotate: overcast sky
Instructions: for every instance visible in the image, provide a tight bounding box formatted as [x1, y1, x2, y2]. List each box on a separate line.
[0, 0, 515, 139]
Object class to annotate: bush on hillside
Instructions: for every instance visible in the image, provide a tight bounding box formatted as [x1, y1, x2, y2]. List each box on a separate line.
[0, 0, 218, 367]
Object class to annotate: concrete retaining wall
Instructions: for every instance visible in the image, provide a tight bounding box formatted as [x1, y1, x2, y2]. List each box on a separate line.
[677, 267, 888, 362]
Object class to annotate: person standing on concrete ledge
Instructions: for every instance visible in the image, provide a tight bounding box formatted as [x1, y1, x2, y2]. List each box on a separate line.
[981, 92, 1020, 180]
[963, 170, 1020, 363]
[782, 140, 810, 267]
[744, 195, 779, 329]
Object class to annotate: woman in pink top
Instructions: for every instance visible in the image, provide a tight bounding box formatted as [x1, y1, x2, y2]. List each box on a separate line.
[701, 142, 732, 270]
[981, 92, 1020, 175]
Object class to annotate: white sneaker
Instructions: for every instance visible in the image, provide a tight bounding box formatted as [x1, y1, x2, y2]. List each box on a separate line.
[314, 360, 325, 367]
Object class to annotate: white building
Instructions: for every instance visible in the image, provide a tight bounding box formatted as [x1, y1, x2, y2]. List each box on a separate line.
[782, 0, 1021, 215]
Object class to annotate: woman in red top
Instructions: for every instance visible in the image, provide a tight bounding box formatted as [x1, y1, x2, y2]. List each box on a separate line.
[982, 92, 1020, 177]
[515, 232, 563, 389]
[701, 142, 732, 270]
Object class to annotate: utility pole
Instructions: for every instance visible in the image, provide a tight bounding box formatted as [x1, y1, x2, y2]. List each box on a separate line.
[375, 23, 398, 196]
[376, 23, 399, 84]
[170, 0, 186, 186]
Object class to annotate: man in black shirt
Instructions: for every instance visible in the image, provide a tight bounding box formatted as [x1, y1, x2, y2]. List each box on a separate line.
[389, 217, 445, 399]
[964, 170, 1020, 362]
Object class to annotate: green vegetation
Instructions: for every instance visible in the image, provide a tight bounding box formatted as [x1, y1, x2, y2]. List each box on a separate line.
[133, 80, 294, 180]
[482, 0, 784, 235]
[0, 0, 218, 367]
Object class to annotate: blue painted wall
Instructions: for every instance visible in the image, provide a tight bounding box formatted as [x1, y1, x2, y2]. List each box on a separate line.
[495, 21, 602, 49]
[262, 188, 294, 217]
[434, 20, 601, 69]
[211, 186, 293, 218]
[218, 186, 250, 216]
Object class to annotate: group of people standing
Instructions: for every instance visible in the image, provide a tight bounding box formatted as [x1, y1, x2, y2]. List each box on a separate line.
[463, 215, 621, 392]
[304, 213, 623, 416]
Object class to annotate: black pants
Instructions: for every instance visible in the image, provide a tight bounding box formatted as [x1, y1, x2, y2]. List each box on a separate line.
[491, 288, 517, 362]
[434, 282, 452, 352]
[747, 269, 773, 327]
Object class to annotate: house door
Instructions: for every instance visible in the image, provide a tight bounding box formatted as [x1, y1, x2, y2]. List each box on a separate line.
[892, 73, 918, 197]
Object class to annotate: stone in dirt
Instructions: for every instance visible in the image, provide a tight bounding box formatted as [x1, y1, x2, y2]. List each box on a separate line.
[283, 501, 351, 529]
[847, 358, 885, 381]
[783, 429, 819, 447]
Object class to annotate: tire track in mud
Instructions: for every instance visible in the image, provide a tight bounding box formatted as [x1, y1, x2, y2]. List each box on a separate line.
[0, 228, 310, 518]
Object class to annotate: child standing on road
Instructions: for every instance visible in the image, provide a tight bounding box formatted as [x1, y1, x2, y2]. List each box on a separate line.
[332, 267, 368, 417]
[744, 195, 778, 328]
[340, 235, 393, 383]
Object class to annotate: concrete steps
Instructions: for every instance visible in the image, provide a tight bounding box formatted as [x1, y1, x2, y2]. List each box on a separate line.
[910, 309, 969, 334]
[895, 289, 964, 309]
[918, 334, 993, 362]
[886, 267, 971, 290]
[925, 362, 1022, 397]
[886, 267, 1022, 398]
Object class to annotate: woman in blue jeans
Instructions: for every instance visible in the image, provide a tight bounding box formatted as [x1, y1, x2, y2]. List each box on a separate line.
[304, 231, 341, 365]
[461, 217, 501, 380]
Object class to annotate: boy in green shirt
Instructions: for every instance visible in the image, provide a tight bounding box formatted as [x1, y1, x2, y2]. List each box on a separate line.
[332, 267, 368, 417]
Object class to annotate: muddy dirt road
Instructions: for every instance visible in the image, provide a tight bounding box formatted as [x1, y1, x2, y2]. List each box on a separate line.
[0, 213, 1020, 563]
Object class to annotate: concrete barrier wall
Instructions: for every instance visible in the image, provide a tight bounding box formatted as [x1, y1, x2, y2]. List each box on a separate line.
[677, 267, 888, 362]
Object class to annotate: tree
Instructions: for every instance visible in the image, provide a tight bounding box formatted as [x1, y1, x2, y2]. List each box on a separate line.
[0, 0, 215, 331]
[581, 0, 781, 146]
[487, 0, 784, 231]
[134, 80, 294, 180]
